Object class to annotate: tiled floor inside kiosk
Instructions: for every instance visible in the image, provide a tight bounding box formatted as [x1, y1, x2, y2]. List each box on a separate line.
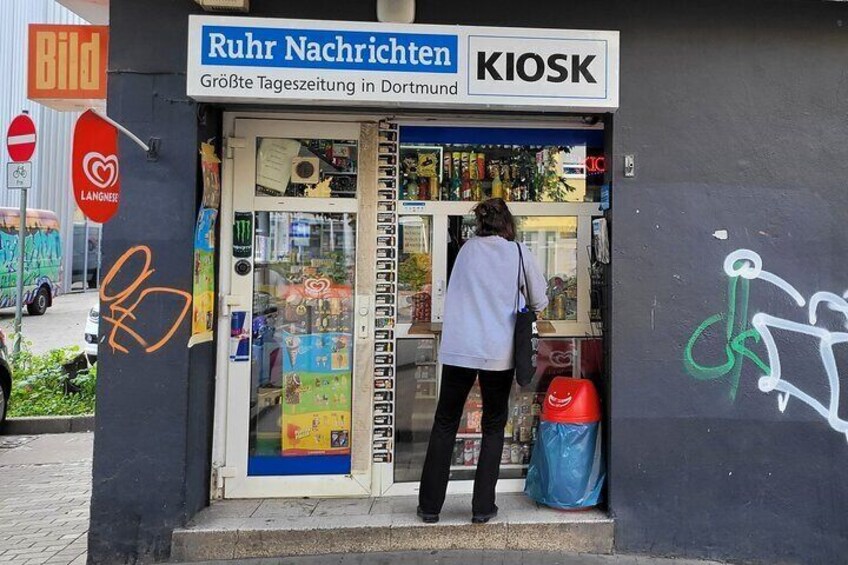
[172, 494, 613, 561]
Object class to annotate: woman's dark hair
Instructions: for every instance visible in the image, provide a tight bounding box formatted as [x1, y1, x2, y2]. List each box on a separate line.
[474, 198, 516, 241]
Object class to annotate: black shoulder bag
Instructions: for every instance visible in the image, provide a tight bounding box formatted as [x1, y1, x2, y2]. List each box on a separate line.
[513, 243, 538, 387]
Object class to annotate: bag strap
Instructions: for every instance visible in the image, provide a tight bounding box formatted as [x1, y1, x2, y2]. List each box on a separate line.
[515, 242, 532, 312]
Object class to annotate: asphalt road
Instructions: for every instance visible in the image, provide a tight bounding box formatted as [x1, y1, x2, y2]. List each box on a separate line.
[0, 291, 96, 354]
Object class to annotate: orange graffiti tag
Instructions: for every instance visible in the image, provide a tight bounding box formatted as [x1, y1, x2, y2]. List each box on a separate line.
[99, 245, 192, 354]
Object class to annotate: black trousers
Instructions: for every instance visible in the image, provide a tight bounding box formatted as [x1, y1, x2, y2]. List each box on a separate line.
[419, 364, 514, 515]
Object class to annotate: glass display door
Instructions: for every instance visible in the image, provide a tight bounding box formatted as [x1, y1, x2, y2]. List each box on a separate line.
[223, 119, 374, 498]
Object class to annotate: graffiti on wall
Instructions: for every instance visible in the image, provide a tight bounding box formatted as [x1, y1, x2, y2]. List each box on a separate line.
[99, 245, 192, 354]
[685, 249, 848, 440]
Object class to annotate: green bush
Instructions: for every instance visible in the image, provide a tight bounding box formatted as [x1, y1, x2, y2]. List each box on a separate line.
[7, 344, 97, 417]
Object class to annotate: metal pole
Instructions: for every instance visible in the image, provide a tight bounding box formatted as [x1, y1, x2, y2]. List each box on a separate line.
[82, 219, 90, 290]
[88, 108, 149, 152]
[13, 188, 27, 355]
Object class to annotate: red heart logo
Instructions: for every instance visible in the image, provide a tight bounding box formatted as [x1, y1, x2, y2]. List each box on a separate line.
[549, 350, 574, 367]
[304, 277, 331, 298]
[83, 151, 119, 189]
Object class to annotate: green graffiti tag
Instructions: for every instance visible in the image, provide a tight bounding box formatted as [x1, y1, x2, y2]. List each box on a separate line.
[684, 257, 771, 401]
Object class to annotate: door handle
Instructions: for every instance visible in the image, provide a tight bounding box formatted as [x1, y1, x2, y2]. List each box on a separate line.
[220, 294, 249, 317]
[434, 280, 445, 322]
[357, 295, 370, 339]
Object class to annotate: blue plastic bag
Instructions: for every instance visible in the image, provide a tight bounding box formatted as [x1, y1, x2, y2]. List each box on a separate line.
[524, 421, 605, 509]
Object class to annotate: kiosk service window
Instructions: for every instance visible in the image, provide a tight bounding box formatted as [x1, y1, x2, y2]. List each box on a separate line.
[392, 124, 606, 485]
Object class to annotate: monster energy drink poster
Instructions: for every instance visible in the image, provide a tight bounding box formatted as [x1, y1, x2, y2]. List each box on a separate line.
[233, 212, 253, 258]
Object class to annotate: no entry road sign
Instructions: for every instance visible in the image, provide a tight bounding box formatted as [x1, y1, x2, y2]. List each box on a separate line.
[6, 114, 37, 162]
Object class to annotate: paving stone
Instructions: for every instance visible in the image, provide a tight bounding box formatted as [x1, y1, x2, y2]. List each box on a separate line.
[0, 434, 91, 565]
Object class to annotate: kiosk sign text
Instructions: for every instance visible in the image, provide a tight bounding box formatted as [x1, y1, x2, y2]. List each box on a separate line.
[188, 17, 619, 111]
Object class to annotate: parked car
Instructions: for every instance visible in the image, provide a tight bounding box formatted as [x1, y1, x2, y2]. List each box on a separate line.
[0, 207, 62, 315]
[84, 303, 99, 359]
[0, 330, 11, 429]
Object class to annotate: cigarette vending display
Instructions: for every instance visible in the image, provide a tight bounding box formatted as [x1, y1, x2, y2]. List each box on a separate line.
[372, 121, 400, 464]
[391, 123, 607, 484]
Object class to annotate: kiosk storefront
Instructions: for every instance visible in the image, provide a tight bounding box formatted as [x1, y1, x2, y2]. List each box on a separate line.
[189, 15, 619, 499]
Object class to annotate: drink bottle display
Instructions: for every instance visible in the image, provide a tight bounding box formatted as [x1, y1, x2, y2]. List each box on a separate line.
[429, 177, 439, 201]
[442, 153, 452, 200]
[502, 163, 512, 201]
[490, 162, 503, 199]
[473, 152, 485, 201]
[511, 164, 524, 201]
[399, 141, 586, 203]
[418, 176, 429, 200]
[408, 177, 419, 199]
[402, 156, 419, 200]
[460, 152, 472, 201]
[468, 151, 478, 201]
[451, 152, 462, 200]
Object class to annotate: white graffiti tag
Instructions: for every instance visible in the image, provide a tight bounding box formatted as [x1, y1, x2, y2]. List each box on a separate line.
[726, 249, 848, 441]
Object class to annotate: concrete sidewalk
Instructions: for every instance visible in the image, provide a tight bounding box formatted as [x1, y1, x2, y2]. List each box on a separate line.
[176, 551, 727, 564]
[0, 433, 91, 565]
[0, 432, 727, 565]
[173, 495, 613, 562]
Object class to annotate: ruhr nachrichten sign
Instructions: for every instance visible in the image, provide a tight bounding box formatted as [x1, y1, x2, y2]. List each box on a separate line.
[187, 16, 619, 112]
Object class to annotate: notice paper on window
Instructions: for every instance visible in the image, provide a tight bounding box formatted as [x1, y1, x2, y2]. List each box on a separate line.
[256, 138, 301, 195]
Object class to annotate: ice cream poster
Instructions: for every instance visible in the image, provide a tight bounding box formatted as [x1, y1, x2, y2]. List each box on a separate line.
[189, 207, 217, 347]
[280, 332, 353, 456]
[189, 142, 221, 347]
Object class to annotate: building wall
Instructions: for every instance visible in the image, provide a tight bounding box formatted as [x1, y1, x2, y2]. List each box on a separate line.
[0, 0, 84, 294]
[91, 0, 848, 563]
[604, 3, 848, 563]
[86, 0, 218, 561]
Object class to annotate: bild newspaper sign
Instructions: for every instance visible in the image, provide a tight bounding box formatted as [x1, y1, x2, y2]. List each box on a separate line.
[187, 16, 619, 111]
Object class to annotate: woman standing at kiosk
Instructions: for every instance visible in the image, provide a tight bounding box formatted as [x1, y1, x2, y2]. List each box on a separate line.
[418, 198, 548, 524]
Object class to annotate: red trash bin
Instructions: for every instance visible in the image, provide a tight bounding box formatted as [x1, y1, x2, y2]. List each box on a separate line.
[526, 377, 605, 509]
[542, 377, 601, 424]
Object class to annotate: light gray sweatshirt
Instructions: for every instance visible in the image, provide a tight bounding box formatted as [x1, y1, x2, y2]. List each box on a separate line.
[439, 236, 549, 371]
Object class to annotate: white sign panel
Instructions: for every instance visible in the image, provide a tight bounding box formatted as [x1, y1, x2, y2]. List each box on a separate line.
[187, 16, 619, 112]
[6, 162, 32, 190]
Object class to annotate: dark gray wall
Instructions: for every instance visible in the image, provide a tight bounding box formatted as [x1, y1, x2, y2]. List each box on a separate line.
[605, 3, 848, 564]
[90, 0, 848, 562]
[87, 1, 217, 562]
